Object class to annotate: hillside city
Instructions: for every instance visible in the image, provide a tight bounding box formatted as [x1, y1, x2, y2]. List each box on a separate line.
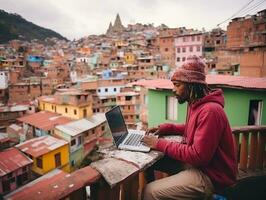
[0, 9, 266, 200]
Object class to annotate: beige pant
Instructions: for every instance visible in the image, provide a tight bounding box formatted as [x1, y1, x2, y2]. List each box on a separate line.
[143, 168, 214, 200]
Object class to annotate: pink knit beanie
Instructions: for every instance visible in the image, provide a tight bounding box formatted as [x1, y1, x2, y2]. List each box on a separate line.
[171, 55, 206, 84]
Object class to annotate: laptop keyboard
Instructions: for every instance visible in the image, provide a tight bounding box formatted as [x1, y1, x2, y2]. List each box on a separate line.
[124, 133, 143, 146]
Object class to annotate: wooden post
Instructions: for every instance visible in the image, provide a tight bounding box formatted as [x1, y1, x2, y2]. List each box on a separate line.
[139, 171, 147, 199]
[233, 133, 240, 162]
[256, 131, 266, 169]
[239, 132, 249, 171]
[90, 179, 120, 200]
[248, 131, 257, 170]
[121, 174, 139, 200]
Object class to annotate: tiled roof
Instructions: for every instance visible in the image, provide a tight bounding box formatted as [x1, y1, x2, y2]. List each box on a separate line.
[5, 167, 100, 200]
[16, 136, 68, 157]
[0, 147, 33, 177]
[55, 113, 106, 136]
[131, 75, 266, 91]
[17, 111, 73, 131]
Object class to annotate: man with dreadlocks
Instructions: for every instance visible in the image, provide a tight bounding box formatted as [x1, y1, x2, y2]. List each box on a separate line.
[142, 55, 237, 200]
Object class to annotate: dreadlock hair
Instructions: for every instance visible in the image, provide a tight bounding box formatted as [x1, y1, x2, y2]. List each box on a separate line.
[185, 82, 211, 103]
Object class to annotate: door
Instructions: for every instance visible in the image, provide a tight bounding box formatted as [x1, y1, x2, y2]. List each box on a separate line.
[54, 153, 61, 167]
[248, 100, 263, 125]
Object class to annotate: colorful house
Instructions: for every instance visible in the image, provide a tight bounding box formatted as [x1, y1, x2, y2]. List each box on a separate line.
[15, 136, 69, 176]
[132, 75, 266, 128]
[17, 111, 73, 141]
[38, 90, 93, 120]
[0, 147, 33, 195]
[54, 113, 106, 172]
[124, 52, 136, 64]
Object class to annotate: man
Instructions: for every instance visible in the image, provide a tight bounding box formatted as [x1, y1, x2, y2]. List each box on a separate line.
[142, 55, 237, 200]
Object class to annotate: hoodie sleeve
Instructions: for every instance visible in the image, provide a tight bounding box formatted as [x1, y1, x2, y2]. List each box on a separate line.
[159, 123, 185, 136]
[156, 109, 224, 166]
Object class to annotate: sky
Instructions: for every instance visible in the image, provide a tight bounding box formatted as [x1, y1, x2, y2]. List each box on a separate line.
[0, 0, 265, 40]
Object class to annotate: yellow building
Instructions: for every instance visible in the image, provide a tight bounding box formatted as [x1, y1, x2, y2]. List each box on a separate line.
[114, 40, 127, 48]
[38, 90, 93, 120]
[16, 135, 69, 175]
[124, 52, 136, 64]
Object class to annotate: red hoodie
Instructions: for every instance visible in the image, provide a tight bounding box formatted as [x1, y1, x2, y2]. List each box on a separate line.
[156, 89, 237, 190]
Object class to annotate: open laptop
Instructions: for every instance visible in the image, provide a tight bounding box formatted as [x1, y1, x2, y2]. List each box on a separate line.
[105, 106, 150, 152]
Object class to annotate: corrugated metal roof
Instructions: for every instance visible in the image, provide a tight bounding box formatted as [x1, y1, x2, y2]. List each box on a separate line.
[56, 113, 106, 136]
[131, 75, 266, 91]
[0, 147, 33, 177]
[0, 133, 10, 143]
[5, 167, 100, 200]
[17, 111, 73, 131]
[15, 136, 68, 157]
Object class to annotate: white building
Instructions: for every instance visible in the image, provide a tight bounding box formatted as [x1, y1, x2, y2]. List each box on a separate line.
[175, 33, 203, 67]
[0, 71, 9, 89]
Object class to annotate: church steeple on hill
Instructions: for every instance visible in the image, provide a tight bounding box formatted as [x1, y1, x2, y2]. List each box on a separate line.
[106, 13, 125, 35]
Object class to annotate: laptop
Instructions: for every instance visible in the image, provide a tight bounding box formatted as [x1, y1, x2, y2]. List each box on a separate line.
[105, 106, 150, 152]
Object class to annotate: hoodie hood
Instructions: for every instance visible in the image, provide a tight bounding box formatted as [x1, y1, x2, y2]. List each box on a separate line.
[191, 89, 225, 109]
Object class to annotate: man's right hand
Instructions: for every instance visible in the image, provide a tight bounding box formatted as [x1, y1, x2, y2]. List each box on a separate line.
[145, 127, 160, 135]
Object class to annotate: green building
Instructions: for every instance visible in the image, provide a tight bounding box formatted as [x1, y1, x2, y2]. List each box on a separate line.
[134, 75, 266, 128]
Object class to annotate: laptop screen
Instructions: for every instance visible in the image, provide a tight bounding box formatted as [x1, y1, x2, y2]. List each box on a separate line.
[105, 106, 128, 145]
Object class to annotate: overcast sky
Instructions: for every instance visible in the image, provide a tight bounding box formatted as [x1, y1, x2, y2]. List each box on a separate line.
[1, 0, 265, 40]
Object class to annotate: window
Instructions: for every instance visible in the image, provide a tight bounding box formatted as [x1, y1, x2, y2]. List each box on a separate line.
[98, 89, 101, 93]
[105, 88, 108, 92]
[165, 48, 168, 52]
[166, 96, 178, 121]
[22, 166, 27, 172]
[189, 46, 193, 52]
[177, 47, 180, 53]
[71, 160, 76, 167]
[182, 47, 186, 53]
[182, 57, 186, 62]
[191, 36, 195, 41]
[74, 109, 77, 115]
[65, 107, 68, 113]
[176, 57, 180, 62]
[197, 46, 201, 52]
[101, 125, 105, 131]
[125, 96, 132, 101]
[54, 153, 61, 167]
[71, 139, 76, 146]
[197, 36, 201, 41]
[83, 109, 87, 117]
[114, 88, 117, 92]
[36, 157, 43, 169]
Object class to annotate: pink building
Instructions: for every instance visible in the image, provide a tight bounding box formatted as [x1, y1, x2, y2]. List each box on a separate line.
[175, 33, 203, 67]
[0, 147, 33, 195]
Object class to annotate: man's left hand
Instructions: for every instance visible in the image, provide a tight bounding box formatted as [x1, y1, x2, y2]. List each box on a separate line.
[142, 135, 159, 149]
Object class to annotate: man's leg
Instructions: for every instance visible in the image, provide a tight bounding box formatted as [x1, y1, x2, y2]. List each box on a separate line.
[145, 156, 185, 183]
[143, 168, 214, 200]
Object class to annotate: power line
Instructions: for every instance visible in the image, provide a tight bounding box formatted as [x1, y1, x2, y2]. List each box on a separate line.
[236, 0, 266, 17]
[217, 0, 265, 27]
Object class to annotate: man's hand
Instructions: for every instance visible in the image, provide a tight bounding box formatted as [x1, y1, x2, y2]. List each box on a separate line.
[145, 127, 160, 135]
[142, 135, 159, 149]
